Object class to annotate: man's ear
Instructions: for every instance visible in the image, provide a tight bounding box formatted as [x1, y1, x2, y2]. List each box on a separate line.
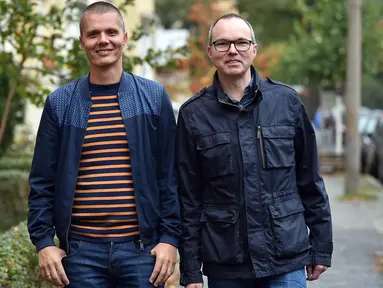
[252, 43, 258, 60]
[253, 44, 258, 54]
[123, 32, 128, 47]
[207, 45, 212, 58]
[79, 36, 84, 50]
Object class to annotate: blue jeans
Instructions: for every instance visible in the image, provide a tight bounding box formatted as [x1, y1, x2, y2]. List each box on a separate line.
[62, 239, 163, 288]
[208, 268, 306, 288]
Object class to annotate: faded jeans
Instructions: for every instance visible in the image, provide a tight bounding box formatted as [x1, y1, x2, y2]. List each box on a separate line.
[62, 239, 163, 288]
[208, 268, 306, 288]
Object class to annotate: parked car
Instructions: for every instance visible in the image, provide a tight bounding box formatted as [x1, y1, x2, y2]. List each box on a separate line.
[367, 114, 383, 182]
[362, 110, 383, 178]
[359, 108, 373, 173]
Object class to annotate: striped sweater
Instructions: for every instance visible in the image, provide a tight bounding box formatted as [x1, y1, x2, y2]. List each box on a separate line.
[70, 82, 140, 242]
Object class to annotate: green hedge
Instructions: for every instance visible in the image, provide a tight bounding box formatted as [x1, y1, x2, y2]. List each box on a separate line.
[0, 170, 30, 232]
[0, 156, 32, 171]
[3, 149, 34, 158]
[0, 221, 51, 288]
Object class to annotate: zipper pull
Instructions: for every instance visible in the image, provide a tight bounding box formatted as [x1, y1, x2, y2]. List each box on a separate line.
[139, 239, 144, 251]
[257, 126, 261, 139]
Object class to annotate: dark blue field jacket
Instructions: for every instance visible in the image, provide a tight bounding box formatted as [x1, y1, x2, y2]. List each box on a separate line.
[176, 67, 333, 286]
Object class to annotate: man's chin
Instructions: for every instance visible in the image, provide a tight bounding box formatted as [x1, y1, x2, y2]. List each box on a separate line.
[92, 59, 118, 68]
[223, 69, 245, 77]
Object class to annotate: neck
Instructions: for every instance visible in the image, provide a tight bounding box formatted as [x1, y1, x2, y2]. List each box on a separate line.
[89, 64, 123, 85]
[218, 69, 252, 101]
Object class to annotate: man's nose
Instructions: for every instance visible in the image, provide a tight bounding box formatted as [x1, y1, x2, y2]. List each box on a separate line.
[98, 33, 109, 44]
[228, 43, 238, 54]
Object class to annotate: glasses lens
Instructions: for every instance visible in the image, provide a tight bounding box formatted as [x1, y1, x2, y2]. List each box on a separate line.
[214, 40, 230, 51]
[235, 40, 251, 51]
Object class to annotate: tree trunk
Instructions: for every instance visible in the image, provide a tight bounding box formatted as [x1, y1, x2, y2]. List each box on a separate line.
[0, 78, 19, 146]
[344, 0, 362, 195]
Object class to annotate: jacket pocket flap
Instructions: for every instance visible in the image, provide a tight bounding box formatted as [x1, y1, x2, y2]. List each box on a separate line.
[197, 132, 230, 150]
[262, 126, 295, 139]
[200, 208, 239, 223]
[269, 197, 305, 219]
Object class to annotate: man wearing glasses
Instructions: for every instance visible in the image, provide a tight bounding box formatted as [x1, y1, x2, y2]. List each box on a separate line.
[176, 14, 332, 288]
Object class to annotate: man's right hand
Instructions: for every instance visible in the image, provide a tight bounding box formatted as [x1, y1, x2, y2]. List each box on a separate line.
[185, 284, 203, 288]
[38, 246, 70, 287]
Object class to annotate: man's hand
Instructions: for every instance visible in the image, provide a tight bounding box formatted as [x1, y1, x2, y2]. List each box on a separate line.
[149, 243, 177, 287]
[38, 246, 70, 288]
[306, 265, 328, 281]
[185, 284, 203, 288]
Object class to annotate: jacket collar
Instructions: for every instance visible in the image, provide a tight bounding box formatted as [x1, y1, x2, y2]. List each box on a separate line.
[79, 71, 133, 101]
[213, 65, 262, 106]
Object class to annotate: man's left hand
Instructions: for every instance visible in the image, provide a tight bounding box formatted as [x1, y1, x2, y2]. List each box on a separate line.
[149, 243, 177, 287]
[306, 265, 328, 281]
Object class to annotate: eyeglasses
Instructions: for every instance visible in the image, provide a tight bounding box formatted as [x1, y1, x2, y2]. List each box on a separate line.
[210, 39, 254, 52]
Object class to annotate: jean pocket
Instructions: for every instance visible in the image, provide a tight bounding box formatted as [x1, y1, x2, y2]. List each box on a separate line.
[269, 268, 307, 288]
[200, 208, 243, 264]
[63, 240, 83, 261]
[269, 198, 310, 258]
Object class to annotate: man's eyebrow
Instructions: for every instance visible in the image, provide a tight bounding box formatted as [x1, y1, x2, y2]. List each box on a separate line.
[86, 28, 119, 36]
[86, 29, 99, 36]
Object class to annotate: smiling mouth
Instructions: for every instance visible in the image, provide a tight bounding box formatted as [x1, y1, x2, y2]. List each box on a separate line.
[95, 49, 114, 54]
[226, 60, 241, 64]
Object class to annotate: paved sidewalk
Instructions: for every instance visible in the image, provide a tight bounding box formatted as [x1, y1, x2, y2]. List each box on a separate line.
[307, 175, 383, 288]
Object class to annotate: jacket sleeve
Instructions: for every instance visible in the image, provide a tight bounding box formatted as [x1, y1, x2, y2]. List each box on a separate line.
[176, 109, 204, 286]
[157, 86, 182, 248]
[294, 97, 333, 267]
[28, 96, 59, 252]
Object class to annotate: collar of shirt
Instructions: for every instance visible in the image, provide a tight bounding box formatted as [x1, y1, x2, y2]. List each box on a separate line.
[224, 71, 255, 107]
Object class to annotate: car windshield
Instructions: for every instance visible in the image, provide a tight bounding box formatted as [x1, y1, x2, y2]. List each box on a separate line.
[359, 115, 369, 133]
[365, 117, 378, 134]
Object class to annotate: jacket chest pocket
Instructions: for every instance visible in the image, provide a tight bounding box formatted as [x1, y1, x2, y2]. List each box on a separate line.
[197, 132, 234, 179]
[257, 125, 295, 169]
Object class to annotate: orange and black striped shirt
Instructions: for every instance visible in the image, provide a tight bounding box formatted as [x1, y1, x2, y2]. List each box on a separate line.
[70, 82, 140, 242]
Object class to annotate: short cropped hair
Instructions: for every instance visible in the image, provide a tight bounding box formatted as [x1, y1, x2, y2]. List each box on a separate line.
[208, 13, 256, 45]
[80, 1, 125, 35]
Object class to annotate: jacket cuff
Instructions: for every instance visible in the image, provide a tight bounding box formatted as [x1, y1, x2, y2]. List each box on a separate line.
[310, 250, 332, 267]
[35, 237, 56, 253]
[159, 233, 179, 249]
[180, 270, 203, 287]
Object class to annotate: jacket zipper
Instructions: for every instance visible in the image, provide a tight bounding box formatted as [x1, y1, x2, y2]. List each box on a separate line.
[219, 92, 259, 261]
[65, 95, 92, 254]
[218, 99, 238, 108]
[236, 112, 248, 262]
[116, 92, 145, 250]
[138, 239, 144, 250]
[257, 126, 266, 169]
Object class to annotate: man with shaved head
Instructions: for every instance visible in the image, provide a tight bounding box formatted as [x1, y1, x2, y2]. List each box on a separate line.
[176, 13, 332, 288]
[28, 1, 181, 287]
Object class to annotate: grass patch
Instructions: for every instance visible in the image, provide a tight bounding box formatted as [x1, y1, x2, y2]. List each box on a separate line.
[339, 182, 381, 202]
[339, 193, 377, 202]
